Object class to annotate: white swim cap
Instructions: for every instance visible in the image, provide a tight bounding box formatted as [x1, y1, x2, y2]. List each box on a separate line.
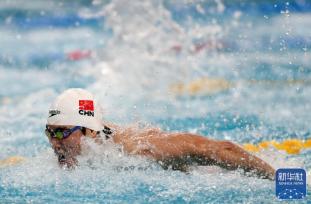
[47, 88, 104, 131]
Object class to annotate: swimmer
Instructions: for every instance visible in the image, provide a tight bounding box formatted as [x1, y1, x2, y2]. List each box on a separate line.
[46, 88, 275, 180]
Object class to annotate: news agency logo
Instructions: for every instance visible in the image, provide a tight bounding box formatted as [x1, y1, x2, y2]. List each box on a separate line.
[276, 168, 306, 200]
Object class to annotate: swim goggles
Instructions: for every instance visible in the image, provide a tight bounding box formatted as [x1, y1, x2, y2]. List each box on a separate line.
[45, 125, 81, 139]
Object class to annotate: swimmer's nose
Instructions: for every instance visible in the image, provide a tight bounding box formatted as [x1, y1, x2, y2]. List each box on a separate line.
[54, 146, 65, 154]
[54, 145, 68, 161]
[51, 141, 62, 151]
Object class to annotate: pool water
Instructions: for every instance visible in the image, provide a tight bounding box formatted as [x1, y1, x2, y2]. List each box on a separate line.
[0, 0, 310, 203]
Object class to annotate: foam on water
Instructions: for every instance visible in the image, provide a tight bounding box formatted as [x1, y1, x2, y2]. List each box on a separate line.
[1, 136, 308, 203]
[0, 138, 272, 202]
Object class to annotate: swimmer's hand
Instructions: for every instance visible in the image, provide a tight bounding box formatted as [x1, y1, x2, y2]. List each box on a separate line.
[0, 156, 26, 168]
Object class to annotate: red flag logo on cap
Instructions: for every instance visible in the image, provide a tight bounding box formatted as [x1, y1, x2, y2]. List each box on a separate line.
[79, 100, 94, 111]
[79, 100, 94, 117]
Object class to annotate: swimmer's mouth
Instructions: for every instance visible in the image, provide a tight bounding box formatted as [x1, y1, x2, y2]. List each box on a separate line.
[58, 154, 67, 164]
[55, 149, 78, 168]
[57, 153, 78, 168]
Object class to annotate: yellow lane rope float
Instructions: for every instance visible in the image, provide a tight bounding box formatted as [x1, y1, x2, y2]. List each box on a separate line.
[243, 139, 311, 154]
[170, 77, 311, 96]
[0, 156, 26, 168]
[170, 77, 232, 96]
[0, 96, 13, 106]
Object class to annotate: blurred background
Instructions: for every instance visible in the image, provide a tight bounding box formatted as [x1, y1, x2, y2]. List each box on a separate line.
[0, 0, 310, 203]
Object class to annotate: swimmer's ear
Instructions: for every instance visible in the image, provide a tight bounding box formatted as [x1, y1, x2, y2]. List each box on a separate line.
[83, 128, 97, 138]
[91, 130, 99, 134]
[89, 129, 98, 138]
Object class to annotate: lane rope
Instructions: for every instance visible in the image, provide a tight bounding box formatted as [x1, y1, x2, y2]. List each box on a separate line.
[0, 156, 26, 168]
[243, 139, 311, 154]
[170, 77, 311, 96]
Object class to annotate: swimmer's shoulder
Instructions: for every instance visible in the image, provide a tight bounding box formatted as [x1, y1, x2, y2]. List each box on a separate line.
[103, 121, 166, 142]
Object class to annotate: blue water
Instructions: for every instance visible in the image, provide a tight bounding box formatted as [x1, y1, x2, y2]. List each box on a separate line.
[0, 0, 311, 203]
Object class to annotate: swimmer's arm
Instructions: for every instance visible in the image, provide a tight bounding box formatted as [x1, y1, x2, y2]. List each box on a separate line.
[148, 133, 275, 180]
[203, 139, 276, 180]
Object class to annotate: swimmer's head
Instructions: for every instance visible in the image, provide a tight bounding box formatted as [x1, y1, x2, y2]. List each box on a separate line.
[46, 125, 82, 168]
[47, 88, 104, 131]
[46, 88, 104, 168]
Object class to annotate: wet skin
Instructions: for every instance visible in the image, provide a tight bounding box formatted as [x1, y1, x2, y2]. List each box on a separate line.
[47, 125, 83, 168]
[46, 125, 275, 179]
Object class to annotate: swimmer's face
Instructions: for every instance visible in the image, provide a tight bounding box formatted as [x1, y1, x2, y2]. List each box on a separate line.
[46, 125, 83, 168]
